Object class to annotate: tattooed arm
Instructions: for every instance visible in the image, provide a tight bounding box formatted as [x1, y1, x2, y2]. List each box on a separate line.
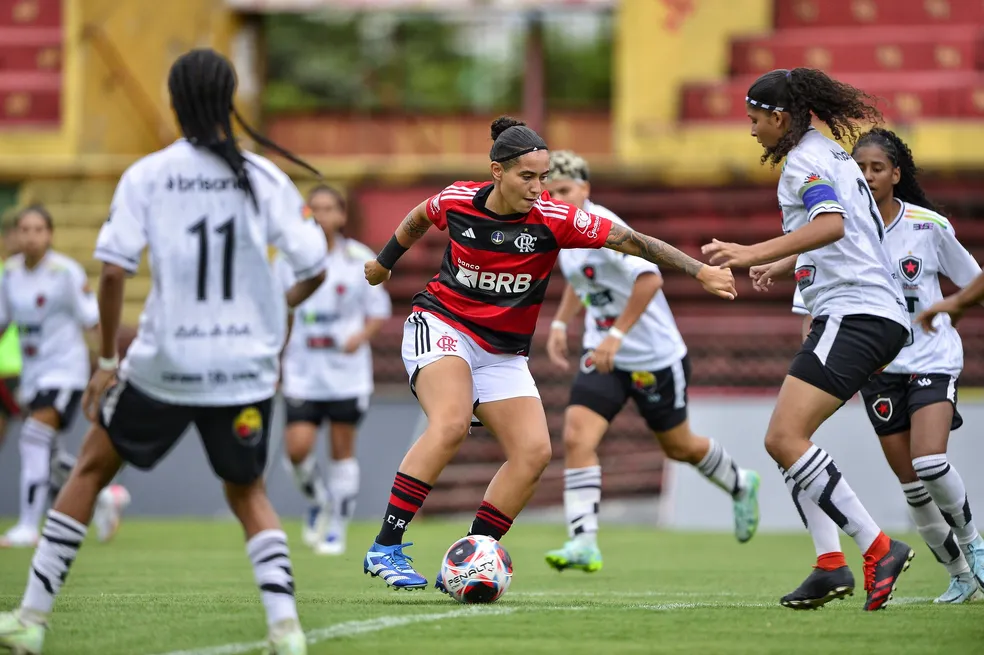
[603, 223, 737, 300]
[604, 223, 704, 277]
[367, 201, 434, 285]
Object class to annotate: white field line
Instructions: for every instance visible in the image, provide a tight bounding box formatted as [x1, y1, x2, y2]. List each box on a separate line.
[150, 593, 941, 655]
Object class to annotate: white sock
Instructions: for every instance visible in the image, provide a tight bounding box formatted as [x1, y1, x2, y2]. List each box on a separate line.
[787, 445, 882, 553]
[564, 466, 601, 547]
[290, 455, 327, 506]
[21, 510, 87, 620]
[18, 419, 56, 530]
[327, 458, 360, 539]
[696, 439, 741, 497]
[247, 529, 298, 629]
[901, 481, 969, 577]
[781, 466, 842, 557]
[48, 447, 76, 505]
[913, 454, 981, 545]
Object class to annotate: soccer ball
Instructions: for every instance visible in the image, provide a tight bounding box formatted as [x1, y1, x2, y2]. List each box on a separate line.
[440, 535, 513, 604]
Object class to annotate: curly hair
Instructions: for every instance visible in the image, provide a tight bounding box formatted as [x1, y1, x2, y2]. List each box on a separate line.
[546, 150, 589, 183]
[747, 68, 882, 167]
[853, 128, 939, 213]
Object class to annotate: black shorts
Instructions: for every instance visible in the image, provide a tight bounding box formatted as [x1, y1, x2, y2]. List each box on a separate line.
[99, 381, 272, 486]
[569, 354, 690, 433]
[0, 376, 19, 418]
[284, 396, 368, 427]
[860, 373, 962, 437]
[788, 315, 909, 402]
[28, 388, 83, 429]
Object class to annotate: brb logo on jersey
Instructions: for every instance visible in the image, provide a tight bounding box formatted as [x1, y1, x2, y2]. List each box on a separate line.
[455, 259, 532, 293]
[514, 232, 537, 253]
[899, 256, 922, 282]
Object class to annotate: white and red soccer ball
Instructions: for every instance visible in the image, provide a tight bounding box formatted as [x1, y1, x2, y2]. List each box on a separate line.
[440, 535, 513, 604]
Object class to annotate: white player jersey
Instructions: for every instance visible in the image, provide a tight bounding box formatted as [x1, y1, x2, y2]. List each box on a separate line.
[0, 251, 98, 400]
[557, 200, 687, 372]
[880, 201, 980, 376]
[94, 139, 327, 406]
[791, 286, 809, 316]
[780, 129, 909, 329]
[275, 237, 392, 401]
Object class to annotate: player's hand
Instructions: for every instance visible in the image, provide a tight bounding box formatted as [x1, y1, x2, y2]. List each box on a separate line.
[365, 259, 392, 286]
[546, 325, 570, 372]
[749, 264, 779, 292]
[592, 334, 622, 374]
[702, 239, 756, 269]
[917, 296, 966, 334]
[695, 265, 737, 300]
[343, 332, 366, 354]
[82, 368, 117, 423]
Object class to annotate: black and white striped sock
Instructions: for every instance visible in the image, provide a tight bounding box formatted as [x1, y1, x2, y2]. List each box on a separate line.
[696, 439, 741, 498]
[902, 481, 969, 577]
[247, 530, 298, 629]
[564, 466, 601, 547]
[21, 510, 86, 620]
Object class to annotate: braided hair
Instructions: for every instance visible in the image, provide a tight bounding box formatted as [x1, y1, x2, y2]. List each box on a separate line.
[167, 49, 320, 210]
[747, 68, 882, 166]
[853, 128, 939, 213]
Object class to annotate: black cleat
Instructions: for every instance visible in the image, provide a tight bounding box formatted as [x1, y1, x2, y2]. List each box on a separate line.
[863, 539, 914, 611]
[780, 565, 855, 610]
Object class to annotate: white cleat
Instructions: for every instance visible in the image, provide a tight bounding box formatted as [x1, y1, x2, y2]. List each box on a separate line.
[93, 484, 130, 544]
[301, 505, 324, 549]
[961, 535, 984, 591]
[314, 534, 345, 556]
[934, 572, 979, 604]
[264, 618, 306, 655]
[0, 610, 45, 654]
[0, 525, 39, 549]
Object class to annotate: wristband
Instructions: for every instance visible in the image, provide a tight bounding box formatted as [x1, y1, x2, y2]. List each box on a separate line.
[550, 320, 567, 331]
[608, 327, 625, 340]
[98, 355, 119, 371]
[376, 235, 409, 270]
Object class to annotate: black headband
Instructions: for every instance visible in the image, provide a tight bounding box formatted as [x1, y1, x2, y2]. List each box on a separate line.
[492, 145, 544, 163]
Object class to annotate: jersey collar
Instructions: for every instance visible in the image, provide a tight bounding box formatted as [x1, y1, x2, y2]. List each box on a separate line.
[472, 183, 528, 222]
[884, 199, 905, 233]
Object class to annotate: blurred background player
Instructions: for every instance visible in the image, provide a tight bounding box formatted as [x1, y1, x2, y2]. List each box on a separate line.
[542, 150, 761, 573]
[361, 116, 735, 591]
[774, 128, 984, 604]
[0, 217, 22, 450]
[277, 184, 392, 556]
[0, 48, 327, 655]
[0, 206, 100, 549]
[706, 68, 913, 611]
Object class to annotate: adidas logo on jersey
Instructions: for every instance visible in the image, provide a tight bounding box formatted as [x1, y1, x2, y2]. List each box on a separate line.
[166, 175, 247, 193]
[461, 228, 476, 238]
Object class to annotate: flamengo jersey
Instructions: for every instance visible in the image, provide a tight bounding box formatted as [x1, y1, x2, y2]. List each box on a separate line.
[558, 200, 687, 372]
[880, 201, 980, 376]
[95, 139, 328, 406]
[780, 129, 909, 329]
[413, 181, 613, 355]
[275, 237, 392, 400]
[0, 251, 98, 400]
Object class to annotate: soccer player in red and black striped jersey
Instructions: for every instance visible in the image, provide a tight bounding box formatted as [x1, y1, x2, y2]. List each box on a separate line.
[361, 116, 736, 591]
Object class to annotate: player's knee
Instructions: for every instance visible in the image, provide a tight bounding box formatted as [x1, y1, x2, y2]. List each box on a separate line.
[561, 423, 591, 456]
[429, 414, 471, 448]
[659, 434, 696, 462]
[763, 430, 786, 461]
[284, 435, 310, 465]
[518, 437, 552, 477]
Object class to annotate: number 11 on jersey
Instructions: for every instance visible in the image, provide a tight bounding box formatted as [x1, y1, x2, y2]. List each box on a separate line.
[188, 215, 236, 302]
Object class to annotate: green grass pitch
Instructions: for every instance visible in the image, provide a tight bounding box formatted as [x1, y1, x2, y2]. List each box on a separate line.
[1, 519, 981, 654]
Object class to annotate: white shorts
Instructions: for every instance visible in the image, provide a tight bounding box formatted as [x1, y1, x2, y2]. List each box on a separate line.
[402, 311, 540, 406]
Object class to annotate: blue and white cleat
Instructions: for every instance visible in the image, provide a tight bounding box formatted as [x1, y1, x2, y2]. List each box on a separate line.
[301, 506, 323, 549]
[434, 569, 448, 595]
[961, 535, 984, 591]
[934, 573, 978, 604]
[733, 469, 761, 544]
[364, 542, 428, 589]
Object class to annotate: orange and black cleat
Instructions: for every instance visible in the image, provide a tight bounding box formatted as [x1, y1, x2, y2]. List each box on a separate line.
[863, 537, 915, 611]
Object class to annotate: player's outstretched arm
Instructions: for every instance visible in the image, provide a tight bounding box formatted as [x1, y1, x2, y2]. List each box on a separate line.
[702, 213, 844, 269]
[286, 270, 326, 308]
[604, 223, 736, 300]
[367, 201, 433, 285]
[917, 271, 984, 333]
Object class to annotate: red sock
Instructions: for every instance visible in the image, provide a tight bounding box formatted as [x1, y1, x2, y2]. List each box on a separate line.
[469, 501, 514, 540]
[863, 531, 890, 561]
[816, 551, 847, 571]
[375, 472, 432, 546]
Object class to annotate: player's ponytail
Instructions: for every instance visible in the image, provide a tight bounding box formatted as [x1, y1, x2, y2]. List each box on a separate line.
[489, 116, 548, 169]
[168, 49, 321, 211]
[747, 68, 882, 166]
[854, 128, 940, 214]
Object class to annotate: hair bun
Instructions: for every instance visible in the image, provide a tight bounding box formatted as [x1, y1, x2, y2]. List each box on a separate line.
[491, 116, 527, 141]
